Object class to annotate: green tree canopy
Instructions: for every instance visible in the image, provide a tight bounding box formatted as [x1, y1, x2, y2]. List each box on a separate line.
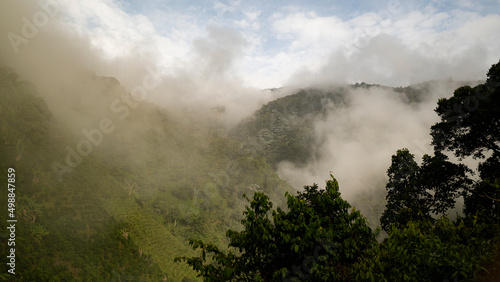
[381, 149, 471, 232]
[431, 60, 500, 159]
[356, 216, 495, 281]
[175, 175, 377, 281]
[430, 60, 500, 221]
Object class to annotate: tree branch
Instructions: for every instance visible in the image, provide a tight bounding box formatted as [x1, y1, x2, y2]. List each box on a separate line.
[481, 193, 500, 202]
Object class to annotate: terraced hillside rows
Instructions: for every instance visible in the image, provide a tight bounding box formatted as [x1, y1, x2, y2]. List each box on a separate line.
[102, 197, 198, 281]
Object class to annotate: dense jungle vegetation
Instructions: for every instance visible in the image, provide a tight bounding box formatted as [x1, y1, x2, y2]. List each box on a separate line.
[0, 60, 499, 281]
[178, 61, 500, 281]
[0, 67, 292, 281]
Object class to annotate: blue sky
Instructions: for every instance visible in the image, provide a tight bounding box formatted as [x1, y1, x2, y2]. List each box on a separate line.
[61, 0, 499, 88]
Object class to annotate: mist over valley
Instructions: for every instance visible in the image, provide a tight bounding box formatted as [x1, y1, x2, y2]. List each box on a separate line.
[1, 0, 499, 280]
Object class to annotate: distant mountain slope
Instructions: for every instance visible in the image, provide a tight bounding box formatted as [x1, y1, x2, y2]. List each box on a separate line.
[231, 80, 476, 170]
[231, 81, 476, 229]
[231, 87, 349, 168]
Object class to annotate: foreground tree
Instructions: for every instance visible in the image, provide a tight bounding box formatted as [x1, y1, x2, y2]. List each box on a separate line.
[431, 60, 500, 158]
[381, 149, 470, 232]
[464, 153, 500, 221]
[175, 175, 377, 281]
[356, 216, 496, 281]
[374, 60, 500, 280]
[431, 60, 500, 221]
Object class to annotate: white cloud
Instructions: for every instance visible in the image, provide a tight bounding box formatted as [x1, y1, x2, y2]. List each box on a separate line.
[3, 0, 499, 90]
[272, 12, 351, 51]
[270, 6, 500, 88]
[277, 81, 463, 202]
[62, 0, 157, 57]
[213, 0, 242, 15]
[244, 10, 261, 21]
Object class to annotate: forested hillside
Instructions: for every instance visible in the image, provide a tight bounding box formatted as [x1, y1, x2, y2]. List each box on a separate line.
[233, 80, 478, 170]
[0, 67, 293, 281]
[1, 0, 499, 280]
[232, 80, 476, 228]
[0, 60, 498, 281]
